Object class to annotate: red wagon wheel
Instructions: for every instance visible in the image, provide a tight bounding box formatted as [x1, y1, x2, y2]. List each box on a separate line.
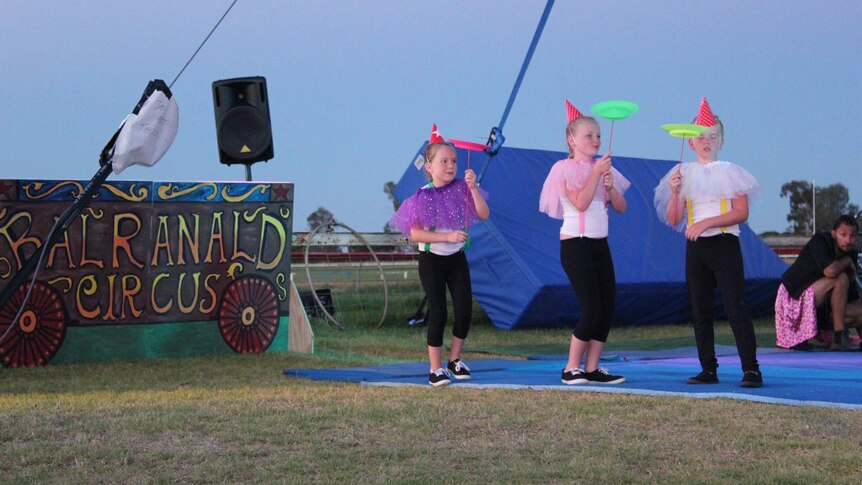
[217, 276, 280, 353]
[0, 281, 68, 368]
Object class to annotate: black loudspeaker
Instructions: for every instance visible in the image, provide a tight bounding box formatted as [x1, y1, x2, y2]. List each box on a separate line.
[212, 76, 274, 165]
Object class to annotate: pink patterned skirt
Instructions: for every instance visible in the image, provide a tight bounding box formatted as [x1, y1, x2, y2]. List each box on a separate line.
[774, 283, 817, 348]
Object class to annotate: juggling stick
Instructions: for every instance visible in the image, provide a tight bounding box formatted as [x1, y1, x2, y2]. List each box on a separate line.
[660, 123, 709, 226]
[450, 138, 490, 230]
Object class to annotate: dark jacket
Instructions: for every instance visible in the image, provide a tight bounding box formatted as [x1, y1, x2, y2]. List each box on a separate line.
[781, 232, 859, 301]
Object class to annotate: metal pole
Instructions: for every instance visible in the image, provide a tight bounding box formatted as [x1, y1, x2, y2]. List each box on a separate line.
[0, 161, 114, 313]
[496, 0, 555, 132]
[812, 179, 816, 234]
[477, 0, 555, 181]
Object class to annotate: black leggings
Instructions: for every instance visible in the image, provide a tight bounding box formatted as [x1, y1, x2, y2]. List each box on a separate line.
[418, 251, 472, 347]
[560, 237, 615, 342]
[686, 234, 759, 373]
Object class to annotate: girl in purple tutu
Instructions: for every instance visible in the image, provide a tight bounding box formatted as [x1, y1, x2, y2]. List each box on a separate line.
[539, 101, 630, 385]
[390, 124, 490, 387]
[654, 97, 763, 388]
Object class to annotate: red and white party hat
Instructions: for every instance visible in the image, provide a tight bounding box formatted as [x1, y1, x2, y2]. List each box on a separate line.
[429, 123, 445, 144]
[565, 99, 584, 122]
[694, 97, 717, 127]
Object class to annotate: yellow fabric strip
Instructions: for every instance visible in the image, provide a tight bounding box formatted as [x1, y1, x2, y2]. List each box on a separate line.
[686, 199, 693, 227]
[720, 198, 728, 232]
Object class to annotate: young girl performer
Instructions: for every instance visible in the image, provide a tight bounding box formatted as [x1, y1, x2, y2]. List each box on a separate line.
[654, 97, 763, 388]
[390, 124, 490, 387]
[539, 100, 630, 385]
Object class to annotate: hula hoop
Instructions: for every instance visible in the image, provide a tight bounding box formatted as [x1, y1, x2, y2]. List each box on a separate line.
[303, 221, 389, 330]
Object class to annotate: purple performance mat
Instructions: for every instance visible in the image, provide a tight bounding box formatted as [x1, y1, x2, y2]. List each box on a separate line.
[284, 345, 862, 410]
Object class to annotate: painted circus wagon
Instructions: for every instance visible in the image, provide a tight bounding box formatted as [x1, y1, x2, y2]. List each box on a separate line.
[0, 179, 294, 367]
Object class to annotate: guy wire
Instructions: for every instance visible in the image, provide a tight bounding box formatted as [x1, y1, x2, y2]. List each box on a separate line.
[169, 0, 240, 89]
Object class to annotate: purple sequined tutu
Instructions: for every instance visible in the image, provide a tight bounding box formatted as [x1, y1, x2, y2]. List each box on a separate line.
[389, 178, 488, 236]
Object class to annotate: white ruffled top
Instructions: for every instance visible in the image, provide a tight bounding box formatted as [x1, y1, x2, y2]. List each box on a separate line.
[654, 160, 760, 234]
[539, 158, 630, 218]
[539, 158, 631, 238]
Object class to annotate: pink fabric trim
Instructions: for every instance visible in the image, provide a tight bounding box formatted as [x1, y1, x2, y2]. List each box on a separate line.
[539, 158, 631, 219]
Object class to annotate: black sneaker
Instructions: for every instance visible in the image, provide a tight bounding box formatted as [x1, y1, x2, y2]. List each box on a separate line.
[447, 359, 472, 380]
[428, 368, 451, 387]
[561, 368, 588, 385]
[740, 370, 763, 388]
[687, 370, 719, 385]
[584, 368, 625, 384]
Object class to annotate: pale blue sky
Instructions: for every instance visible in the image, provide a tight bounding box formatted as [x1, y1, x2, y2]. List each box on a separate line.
[2, 0, 860, 233]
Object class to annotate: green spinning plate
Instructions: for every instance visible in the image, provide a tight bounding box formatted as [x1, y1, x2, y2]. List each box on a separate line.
[661, 123, 708, 138]
[591, 100, 639, 120]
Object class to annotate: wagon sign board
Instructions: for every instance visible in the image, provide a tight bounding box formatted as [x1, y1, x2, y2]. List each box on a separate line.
[0, 179, 294, 367]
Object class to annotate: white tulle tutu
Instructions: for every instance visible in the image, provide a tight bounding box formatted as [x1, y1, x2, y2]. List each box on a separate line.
[654, 161, 760, 231]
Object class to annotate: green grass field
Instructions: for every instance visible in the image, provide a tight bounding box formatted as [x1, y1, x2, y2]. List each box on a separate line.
[2, 286, 861, 483]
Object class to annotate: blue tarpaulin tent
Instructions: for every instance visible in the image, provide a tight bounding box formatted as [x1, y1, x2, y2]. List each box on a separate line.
[394, 144, 786, 330]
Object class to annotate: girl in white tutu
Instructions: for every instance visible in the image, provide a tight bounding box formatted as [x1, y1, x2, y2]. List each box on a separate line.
[540, 100, 630, 385]
[654, 97, 763, 388]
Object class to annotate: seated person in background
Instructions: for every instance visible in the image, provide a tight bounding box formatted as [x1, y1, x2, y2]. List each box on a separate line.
[775, 215, 862, 350]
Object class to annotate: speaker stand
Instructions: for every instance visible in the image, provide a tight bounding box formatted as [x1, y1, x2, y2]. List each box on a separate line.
[245, 163, 253, 181]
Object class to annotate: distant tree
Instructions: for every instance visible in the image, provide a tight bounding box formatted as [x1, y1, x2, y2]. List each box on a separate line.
[815, 184, 859, 233]
[780, 180, 814, 234]
[382, 181, 401, 233]
[304, 207, 341, 252]
[780, 180, 859, 234]
[384, 181, 401, 211]
[382, 181, 411, 252]
[307, 207, 336, 231]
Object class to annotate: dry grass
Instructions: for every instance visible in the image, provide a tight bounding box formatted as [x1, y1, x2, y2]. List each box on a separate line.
[1, 317, 860, 483]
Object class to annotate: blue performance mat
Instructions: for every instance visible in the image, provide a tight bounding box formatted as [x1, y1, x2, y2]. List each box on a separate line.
[284, 345, 862, 410]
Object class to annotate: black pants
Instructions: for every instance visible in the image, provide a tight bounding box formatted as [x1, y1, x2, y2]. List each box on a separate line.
[418, 251, 472, 347]
[686, 234, 759, 373]
[560, 237, 615, 343]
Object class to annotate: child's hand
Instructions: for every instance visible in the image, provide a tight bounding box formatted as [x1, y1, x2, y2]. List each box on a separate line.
[464, 169, 479, 190]
[603, 172, 614, 190]
[685, 221, 708, 241]
[593, 153, 612, 175]
[668, 170, 682, 193]
[446, 230, 469, 243]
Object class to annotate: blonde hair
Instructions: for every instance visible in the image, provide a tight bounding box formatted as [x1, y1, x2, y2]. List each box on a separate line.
[692, 115, 724, 138]
[423, 142, 456, 181]
[565, 116, 599, 158]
